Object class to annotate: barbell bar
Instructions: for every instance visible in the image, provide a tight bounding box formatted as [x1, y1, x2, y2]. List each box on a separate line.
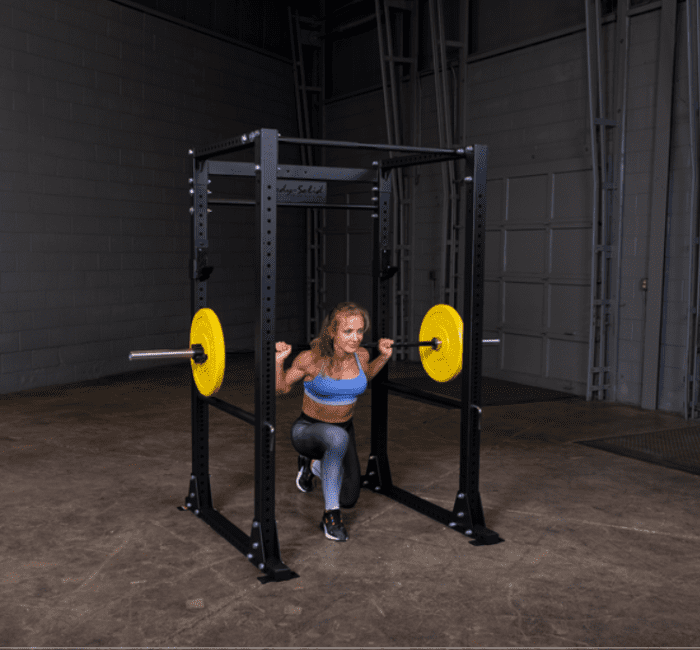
[128, 344, 206, 363]
[128, 338, 500, 360]
[127, 337, 500, 369]
[371, 338, 442, 351]
[363, 338, 501, 350]
[128, 304, 502, 394]
[128, 337, 501, 360]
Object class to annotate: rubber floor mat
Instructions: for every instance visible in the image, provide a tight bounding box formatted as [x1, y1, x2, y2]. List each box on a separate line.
[578, 427, 700, 476]
[388, 365, 577, 407]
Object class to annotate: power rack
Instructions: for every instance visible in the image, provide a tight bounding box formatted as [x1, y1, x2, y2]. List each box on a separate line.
[181, 128, 503, 584]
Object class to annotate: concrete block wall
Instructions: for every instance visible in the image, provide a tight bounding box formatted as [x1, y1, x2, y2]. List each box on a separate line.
[464, 32, 590, 171]
[0, 0, 302, 395]
[325, 5, 694, 415]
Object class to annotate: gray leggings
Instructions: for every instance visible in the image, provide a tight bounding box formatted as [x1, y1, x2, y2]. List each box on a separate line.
[290, 412, 361, 511]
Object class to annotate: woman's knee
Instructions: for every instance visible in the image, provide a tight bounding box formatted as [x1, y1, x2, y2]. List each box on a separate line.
[325, 426, 350, 455]
[340, 490, 360, 509]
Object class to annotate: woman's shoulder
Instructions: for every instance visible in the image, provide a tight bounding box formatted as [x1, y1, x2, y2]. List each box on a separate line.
[296, 348, 324, 377]
[357, 347, 370, 375]
[294, 349, 318, 368]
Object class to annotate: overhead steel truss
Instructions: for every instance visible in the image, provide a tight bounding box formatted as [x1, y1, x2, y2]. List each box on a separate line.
[288, 6, 326, 344]
[584, 0, 632, 402]
[375, 0, 472, 351]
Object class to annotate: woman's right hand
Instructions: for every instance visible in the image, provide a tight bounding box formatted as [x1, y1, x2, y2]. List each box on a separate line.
[276, 342, 293, 364]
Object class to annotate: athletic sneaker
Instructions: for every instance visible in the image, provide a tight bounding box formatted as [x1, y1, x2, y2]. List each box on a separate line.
[296, 455, 314, 493]
[320, 509, 348, 542]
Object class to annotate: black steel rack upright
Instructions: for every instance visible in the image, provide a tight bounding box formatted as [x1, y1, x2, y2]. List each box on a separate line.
[182, 128, 502, 585]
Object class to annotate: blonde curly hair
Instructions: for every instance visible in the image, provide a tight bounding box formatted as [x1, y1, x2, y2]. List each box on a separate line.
[310, 302, 372, 361]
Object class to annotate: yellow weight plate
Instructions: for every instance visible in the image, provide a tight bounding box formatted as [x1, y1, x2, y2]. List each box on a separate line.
[418, 304, 463, 382]
[190, 308, 226, 396]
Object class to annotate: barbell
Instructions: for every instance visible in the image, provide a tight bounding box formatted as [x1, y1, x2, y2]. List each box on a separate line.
[129, 308, 226, 397]
[128, 304, 501, 396]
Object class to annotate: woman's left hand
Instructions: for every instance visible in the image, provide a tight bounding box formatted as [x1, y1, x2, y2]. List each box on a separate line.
[378, 338, 394, 358]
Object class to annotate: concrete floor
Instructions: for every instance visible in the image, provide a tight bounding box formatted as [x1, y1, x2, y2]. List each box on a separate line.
[1, 357, 699, 647]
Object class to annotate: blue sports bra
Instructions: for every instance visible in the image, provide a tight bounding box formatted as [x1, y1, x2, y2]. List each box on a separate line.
[303, 352, 368, 406]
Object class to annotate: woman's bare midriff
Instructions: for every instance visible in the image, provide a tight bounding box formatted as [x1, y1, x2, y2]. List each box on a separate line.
[302, 394, 355, 423]
[301, 354, 362, 423]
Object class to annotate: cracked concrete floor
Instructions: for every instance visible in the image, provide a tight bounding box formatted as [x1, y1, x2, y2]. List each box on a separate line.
[1, 359, 699, 647]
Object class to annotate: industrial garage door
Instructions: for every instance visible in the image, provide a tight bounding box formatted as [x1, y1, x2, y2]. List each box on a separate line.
[483, 159, 594, 396]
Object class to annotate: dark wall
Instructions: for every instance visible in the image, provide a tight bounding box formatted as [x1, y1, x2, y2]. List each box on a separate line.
[0, 0, 303, 394]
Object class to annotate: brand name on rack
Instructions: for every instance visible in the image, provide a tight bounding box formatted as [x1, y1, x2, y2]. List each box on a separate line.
[277, 181, 327, 203]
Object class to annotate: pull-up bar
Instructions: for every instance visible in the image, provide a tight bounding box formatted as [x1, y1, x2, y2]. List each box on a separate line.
[279, 136, 471, 155]
[192, 131, 472, 160]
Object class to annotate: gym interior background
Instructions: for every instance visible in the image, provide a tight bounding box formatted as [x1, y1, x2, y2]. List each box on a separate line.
[1, 0, 699, 646]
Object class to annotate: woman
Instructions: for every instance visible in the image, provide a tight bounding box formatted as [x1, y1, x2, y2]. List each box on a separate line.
[276, 302, 393, 542]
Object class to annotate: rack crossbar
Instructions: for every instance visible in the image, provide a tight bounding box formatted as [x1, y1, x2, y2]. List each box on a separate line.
[277, 164, 376, 182]
[380, 151, 472, 169]
[200, 395, 256, 426]
[207, 161, 377, 183]
[382, 380, 460, 409]
[208, 199, 377, 210]
[374, 486, 500, 545]
[192, 134, 255, 159]
[280, 136, 458, 154]
[200, 508, 251, 555]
